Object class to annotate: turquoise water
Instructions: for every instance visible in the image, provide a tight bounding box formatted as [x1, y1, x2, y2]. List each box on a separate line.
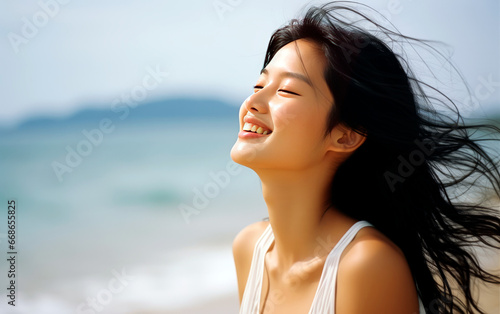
[0, 118, 268, 313]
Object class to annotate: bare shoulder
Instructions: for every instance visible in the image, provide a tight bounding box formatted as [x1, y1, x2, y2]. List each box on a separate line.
[340, 226, 407, 269]
[336, 226, 419, 314]
[233, 220, 270, 303]
[232, 220, 270, 265]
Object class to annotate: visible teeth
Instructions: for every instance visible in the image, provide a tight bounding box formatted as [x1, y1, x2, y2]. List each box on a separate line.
[242, 122, 271, 134]
[243, 122, 252, 131]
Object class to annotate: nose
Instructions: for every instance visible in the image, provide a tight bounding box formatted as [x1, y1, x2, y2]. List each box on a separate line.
[244, 89, 270, 114]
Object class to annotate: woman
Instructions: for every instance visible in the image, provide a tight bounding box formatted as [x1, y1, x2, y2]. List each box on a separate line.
[230, 2, 500, 313]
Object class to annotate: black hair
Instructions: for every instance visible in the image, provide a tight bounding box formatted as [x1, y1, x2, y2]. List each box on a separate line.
[263, 2, 500, 313]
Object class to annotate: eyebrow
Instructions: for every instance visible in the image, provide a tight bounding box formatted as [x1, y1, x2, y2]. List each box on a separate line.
[260, 68, 313, 88]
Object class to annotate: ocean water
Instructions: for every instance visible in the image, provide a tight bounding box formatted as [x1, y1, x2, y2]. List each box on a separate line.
[0, 118, 268, 313]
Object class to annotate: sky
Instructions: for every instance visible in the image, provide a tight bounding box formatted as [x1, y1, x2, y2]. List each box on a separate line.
[0, 0, 499, 127]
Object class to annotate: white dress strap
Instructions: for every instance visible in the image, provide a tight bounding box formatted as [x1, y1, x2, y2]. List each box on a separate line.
[239, 224, 273, 314]
[308, 220, 373, 314]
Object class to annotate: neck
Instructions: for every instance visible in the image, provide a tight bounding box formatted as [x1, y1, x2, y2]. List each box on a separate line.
[256, 163, 347, 270]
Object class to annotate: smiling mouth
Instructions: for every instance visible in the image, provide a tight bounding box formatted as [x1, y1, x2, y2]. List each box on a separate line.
[243, 122, 272, 135]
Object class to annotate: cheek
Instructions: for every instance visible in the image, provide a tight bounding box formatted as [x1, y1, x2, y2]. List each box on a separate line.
[272, 103, 300, 130]
[273, 104, 329, 157]
[273, 103, 325, 138]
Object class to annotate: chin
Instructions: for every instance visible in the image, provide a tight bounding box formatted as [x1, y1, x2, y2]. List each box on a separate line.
[230, 139, 269, 170]
[230, 140, 252, 167]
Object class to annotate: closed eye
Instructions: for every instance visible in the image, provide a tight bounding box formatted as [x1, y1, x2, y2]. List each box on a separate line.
[253, 85, 301, 96]
[278, 89, 300, 96]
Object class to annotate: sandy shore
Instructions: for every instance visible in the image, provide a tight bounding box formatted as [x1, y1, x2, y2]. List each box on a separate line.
[467, 243, 499, 313]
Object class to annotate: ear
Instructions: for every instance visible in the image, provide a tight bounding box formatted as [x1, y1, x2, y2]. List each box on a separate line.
[328, 125, 366, 153]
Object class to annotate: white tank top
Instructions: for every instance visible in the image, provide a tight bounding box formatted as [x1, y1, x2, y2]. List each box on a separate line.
[239, 220, 426, 314]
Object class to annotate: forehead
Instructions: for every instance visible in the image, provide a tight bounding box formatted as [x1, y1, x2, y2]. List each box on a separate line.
[266, 39, 327, 79]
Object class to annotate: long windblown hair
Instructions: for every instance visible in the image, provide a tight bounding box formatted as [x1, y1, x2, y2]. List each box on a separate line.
[262, 2, 500, 313]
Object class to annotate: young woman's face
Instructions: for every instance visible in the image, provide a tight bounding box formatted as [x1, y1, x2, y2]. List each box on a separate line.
[230, 39, 335, 171]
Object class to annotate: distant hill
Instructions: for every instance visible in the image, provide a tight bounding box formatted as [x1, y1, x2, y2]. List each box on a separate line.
[2, 97, 240, 133]
[2, 97, 498, 134]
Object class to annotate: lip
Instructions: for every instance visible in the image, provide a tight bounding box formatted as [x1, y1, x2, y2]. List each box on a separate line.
[238, 130, 269, 139]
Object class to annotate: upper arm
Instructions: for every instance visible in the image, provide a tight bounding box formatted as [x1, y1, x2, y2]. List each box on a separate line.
[232, 221, 269, 304]
[336, 231, 419, 314]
